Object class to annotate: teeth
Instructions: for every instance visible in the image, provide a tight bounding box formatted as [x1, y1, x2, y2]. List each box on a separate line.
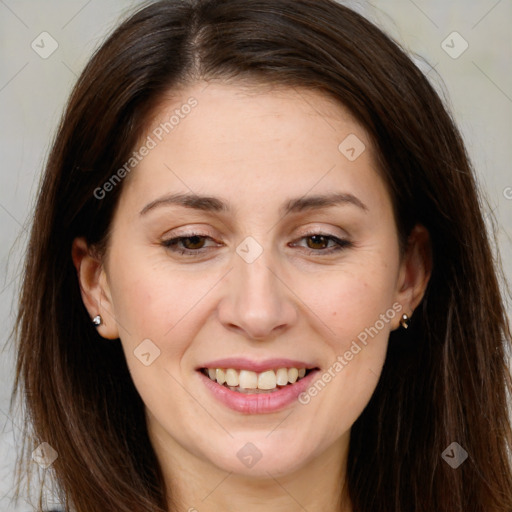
[204, 367, 310, 391]
[276, 368, 289, 386]
[239, 370, 258, 389]
[216, 368, 226, 385]
[258, 370, 276, 390]
[225, 368, 239, 387]
[288, 368, 299, 383]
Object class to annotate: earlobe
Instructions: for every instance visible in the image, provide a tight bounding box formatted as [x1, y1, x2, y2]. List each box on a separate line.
[71, 237, 120, 340]
[394, 224, 432, 329]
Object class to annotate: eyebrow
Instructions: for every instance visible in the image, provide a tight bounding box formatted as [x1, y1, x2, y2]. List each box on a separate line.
[139, 191, 369, 216]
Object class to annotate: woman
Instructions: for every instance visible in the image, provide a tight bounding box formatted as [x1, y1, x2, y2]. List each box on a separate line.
[13, 0, 512, 511]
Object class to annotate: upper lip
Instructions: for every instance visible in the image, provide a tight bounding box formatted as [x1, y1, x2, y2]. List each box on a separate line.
[198, 358, 319, 373]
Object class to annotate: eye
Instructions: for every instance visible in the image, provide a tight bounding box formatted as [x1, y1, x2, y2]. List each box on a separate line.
[161, 232, 352, 258]
[291, 233, 352, 254]
[161, 234, 219, 256]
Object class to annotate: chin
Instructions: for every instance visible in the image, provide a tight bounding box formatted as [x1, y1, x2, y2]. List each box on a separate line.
[203, 432, 320, 478]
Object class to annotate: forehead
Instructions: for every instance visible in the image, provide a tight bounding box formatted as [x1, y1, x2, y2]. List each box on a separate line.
[119, 81, 388, 216]
[145, 80, 366, 152]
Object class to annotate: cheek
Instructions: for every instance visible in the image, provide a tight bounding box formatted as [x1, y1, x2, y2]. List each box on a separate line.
[107, 251, 221, 364]
[302, 262, 398, 349]
[107, 259, 209, 411]
[296, 260, 398, 417]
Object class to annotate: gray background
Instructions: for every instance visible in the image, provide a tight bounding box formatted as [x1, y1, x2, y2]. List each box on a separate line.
[1, 0, 511, 510]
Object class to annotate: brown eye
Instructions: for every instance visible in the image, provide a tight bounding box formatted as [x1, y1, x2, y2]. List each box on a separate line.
[290, 233, 352, 255]
[305, 235, 331, 250]
[180, 235, 207, 250]
[161, 233, 220, 257]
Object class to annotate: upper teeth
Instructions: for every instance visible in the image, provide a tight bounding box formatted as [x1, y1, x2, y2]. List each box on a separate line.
[205, 367, 307, 390]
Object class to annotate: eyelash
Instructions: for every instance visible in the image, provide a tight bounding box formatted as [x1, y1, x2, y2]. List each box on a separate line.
[161, 232, 353, 257]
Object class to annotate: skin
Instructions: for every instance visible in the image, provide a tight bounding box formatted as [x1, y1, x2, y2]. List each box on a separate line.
[73, 81, 431, 512]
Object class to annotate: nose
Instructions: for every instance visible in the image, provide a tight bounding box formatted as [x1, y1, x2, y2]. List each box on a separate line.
[217, 248, 298, 341]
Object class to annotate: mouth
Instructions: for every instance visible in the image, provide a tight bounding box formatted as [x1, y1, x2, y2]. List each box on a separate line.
[196, 361, 320, 414]
[200, 366, 315, 394]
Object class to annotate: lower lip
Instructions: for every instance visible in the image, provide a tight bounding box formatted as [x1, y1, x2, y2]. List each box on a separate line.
[197, 369, 320, 414]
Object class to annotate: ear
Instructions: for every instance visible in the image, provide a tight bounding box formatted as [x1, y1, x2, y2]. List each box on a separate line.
[71, 237, 119, 340]
[393, 224, 432, 329]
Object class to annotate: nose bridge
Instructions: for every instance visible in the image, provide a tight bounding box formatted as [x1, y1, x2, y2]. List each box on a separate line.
[238, 250, 277, 303]
[217, 236, 297, 339]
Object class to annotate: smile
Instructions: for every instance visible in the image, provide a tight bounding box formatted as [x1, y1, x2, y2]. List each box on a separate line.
[197, 360, 320, 414]
[201, 367, 311, 393]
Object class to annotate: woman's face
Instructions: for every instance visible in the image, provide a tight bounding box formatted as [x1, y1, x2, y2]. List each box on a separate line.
[80, 81, 427, 479]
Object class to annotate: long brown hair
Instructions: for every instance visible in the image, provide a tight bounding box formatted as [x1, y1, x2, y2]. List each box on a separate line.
[13, 0, 512, 510]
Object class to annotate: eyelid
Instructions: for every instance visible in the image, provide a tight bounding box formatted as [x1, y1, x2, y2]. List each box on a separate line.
[297, 227, 347, 238]
[162, 225, 216, 238]
[161, 227, 346, 244]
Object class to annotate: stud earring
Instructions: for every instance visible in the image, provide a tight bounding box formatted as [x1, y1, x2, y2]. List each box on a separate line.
[399, 313, 410, 329]
[92, 315, 102, 326]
